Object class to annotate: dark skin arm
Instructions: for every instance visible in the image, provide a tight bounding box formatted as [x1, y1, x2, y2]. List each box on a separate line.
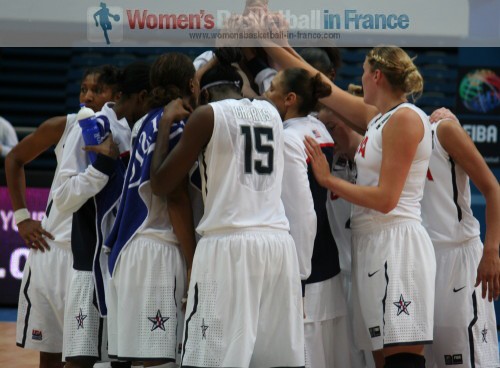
[150, 104, 214, 197]
[437, 119, 500, 302]
[5, 116, 67, 251]
[150, 100, 213, 303]
[166, 177, 197, 299]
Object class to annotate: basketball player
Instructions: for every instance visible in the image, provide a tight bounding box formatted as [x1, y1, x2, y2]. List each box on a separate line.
[265, 68, 350, 368]
[421, 108, 500, 368]
[318, 105, 378, 368]
[105, 53, 198, 367]
[288, 47, 435, 368]
[52, 62, 151, 368]
[150, 64, 305, 368]
[7, 65, 121, 368]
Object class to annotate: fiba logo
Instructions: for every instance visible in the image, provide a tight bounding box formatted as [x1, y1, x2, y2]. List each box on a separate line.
[87, 2, 123, 44]
[459, 69, 500, 113]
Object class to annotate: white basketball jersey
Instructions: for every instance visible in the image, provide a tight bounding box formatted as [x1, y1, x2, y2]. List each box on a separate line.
[421, 120, 480, 245]
[326, 153, 357, 274]
[42, 113, 78, 249]
[351, 103, 432, 229]
[196, 98, 289, 235]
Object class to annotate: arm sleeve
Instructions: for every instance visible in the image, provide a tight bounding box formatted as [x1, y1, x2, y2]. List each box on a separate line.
[281, 134, 317, 286]
[0, 117, 19, 157]
[52, 127, 115, 213]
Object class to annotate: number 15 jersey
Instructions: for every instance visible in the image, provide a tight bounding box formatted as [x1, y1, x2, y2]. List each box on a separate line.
[196, 98, 290, 235]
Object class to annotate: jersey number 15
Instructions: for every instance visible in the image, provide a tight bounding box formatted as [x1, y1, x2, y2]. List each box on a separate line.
[241, 126, 274, 175]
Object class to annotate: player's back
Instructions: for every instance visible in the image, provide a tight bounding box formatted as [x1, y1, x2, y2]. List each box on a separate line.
[196, 98, 289, 235]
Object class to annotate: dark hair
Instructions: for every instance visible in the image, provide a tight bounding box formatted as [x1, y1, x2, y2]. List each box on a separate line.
[148, 53, 196, 108]
[214, 47, 242, 66]
[82, 64, 121, 93]
[299, 47, 341, 78]
[281, 68, 332, 115]
[200, 64, 243, 94]
[118, 61, 151, 97]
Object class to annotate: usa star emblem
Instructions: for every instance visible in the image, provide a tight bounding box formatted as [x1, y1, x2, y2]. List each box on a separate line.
[201, 318, 209, 339]
[481, 325, 488, 343]
[75, 308, 87, 329]
[148, 310, 169, 331]
[393, 294, 411, 316]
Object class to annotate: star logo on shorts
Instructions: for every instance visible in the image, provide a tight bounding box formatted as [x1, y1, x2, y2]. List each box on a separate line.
[393, 294, 411, 316]
[148, 310, 169, 331]
[201, 318, 209, 339]
[75, 308, 87, 329]
[481, 325, 488, 343]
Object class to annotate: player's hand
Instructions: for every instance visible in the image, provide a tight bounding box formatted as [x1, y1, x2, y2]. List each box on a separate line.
[17, 219, 54, 252]
[162, 99, 193, 126]
[429, 107, 458, 124]
[475, 248, 500, 302]
[304, 135, 331, 188]
[83, 133, 119, 159]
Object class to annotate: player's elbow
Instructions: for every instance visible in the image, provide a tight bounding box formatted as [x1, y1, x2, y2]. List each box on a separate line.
[52, 192, 72, 213]
[150, 178, 175, 197]
[378, 197, 398, 214]
[5, 150, 22, 169]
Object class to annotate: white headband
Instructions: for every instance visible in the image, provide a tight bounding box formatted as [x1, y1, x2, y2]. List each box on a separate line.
[201, 80, 242, 92]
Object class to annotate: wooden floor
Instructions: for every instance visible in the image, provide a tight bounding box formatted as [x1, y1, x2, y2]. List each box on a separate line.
[0, 322, 38, 367]
[0, 322, 113, 367]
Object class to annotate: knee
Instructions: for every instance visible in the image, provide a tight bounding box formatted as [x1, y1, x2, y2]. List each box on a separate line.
[63, 358, 97, 368]
[384, 353, 425, 368]
[39, 352, 63, 368]
[111, 362, 132, 367]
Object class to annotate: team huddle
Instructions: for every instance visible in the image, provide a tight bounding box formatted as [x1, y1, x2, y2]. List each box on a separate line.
[6, 45, 500, 368]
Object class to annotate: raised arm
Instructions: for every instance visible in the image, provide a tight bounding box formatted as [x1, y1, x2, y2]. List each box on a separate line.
[305, 108, 423, 213]
[437, 119, 500, 302]
[151, 103, 214, 197]
[262, 46, 378, 130]
[5, 116, 67, 250]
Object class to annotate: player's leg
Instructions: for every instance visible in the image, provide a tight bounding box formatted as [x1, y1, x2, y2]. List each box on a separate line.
[250, 231, 305, 368]
[112, 236, 184, 366]
[182, 233, 262, 368]
[381, 221, 436, 368]
[17, 247, 71, 368]
[429, 238, 499, 368]
[40, 352, 64, 368]
[303, 275, 350, 368]
[63, 270, 105, 368]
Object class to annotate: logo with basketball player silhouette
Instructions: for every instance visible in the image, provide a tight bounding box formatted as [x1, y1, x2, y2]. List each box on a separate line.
[87, 2, 123, 44]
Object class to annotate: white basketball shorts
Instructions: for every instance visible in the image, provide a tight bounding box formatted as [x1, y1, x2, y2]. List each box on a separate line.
[16, 245, 72, 353]
[107, 235, 186, 363]
[180, 230, 305, 368]
[63, 270, 108, 362]
[351, 219, 436, 351]
[425, 237, 499, 368]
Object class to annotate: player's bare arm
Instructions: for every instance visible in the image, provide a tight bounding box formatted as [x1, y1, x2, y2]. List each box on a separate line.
[166, 177, 196, 300]
[437, 119, 500, 302]
[150, 99, 193, 195]
[306, 108, 423, 214]
[5, 116, 66, 251]
[262, 46, 378, 131]
[151, 105, 214, 197]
